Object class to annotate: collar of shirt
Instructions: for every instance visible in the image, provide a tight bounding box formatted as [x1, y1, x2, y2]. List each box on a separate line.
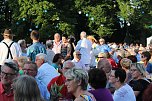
[0, 82, 14, 96]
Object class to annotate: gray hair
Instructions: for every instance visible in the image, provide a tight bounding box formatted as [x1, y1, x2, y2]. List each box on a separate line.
[14, 75, 42, 101]
[36, 53, 48, 62]
[64, 68, 89, 90]
[131, 63, 146, 77]
[63, 60, 75, 68]
[46, 40, 53, 48]
[18, 39, 26, 47]
[2, 59, 19, 74]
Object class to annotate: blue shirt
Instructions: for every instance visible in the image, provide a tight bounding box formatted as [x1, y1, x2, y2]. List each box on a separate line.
[27, 42, 46, 62]
[146, 62, 152, 73]
[36, 63, 59, 86]
[36, 78, 50, 100]
[97, 44, 111, 53]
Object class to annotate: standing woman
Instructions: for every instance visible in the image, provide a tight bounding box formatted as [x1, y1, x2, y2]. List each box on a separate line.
[65, 68, 96, 101]
[14, 75, 43, 101]
[61, 34, 72, 61]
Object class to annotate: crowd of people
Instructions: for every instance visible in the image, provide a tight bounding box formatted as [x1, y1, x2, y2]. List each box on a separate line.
[0, 28, 152, 101]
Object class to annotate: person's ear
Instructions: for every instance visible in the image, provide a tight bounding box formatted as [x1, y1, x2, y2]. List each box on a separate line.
[77, 80, 82, 86]
[116, 77, 119, 82]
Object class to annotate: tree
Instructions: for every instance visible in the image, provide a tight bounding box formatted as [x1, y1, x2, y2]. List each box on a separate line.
[3, 0, 152, 44]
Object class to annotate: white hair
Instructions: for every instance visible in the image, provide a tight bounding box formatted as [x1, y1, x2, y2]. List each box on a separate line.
[36, 53, 48, 62]
[63, 60, 75, 68]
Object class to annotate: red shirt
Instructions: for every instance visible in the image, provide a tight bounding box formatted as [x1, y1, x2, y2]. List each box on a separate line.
[0, 82, 14, 101]
[107, 58, 118, 69]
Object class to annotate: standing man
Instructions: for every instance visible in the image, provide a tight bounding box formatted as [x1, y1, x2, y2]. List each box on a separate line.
[27, 30, 46, 62]
[0, 60, 19, 101]
[75, 31, 92, 66]
[52, 33, 62, 54]
[0, 29, 22, 66]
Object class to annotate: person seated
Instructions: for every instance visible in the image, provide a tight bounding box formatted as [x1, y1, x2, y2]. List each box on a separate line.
[109, 68, 136, 101]
[120, 58, 132, 83]
[129, 63, 151, 101]
[72, 50, 89, 71]
[47, 60, 75, 100]
[64, 68, 96, 101]
[0, 59, 19, 101]
[23, 61, 50, 100]
[13, 75, 43, 101]
[35, 53, 59, 86]
[88, 68, 113, 101]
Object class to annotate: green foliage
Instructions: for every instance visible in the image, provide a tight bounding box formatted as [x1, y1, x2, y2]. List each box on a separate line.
[3, 0, 152, 42]
[50, 82, 64, 101]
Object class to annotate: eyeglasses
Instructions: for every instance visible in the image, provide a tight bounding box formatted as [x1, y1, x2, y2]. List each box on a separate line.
[22, 69, 35, 72]
[1, 71, 16, 77]
[76, 54, 81, 56]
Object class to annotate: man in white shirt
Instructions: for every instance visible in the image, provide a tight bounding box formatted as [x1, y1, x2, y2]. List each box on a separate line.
[75, 31, 92, 66]
[0, 29, 22, 66]
[52, 33, 62, 54]
[72, 50, 89, 71]
[109, 69, 136, 101]
[35, 53, 59, 86]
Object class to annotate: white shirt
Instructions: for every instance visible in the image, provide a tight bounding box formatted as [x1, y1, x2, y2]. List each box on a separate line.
[72, 59, 90, 71]
[75, 38, 92, 65]
[113, 84, 136, 101]
[0, 39, 22, 65]
[36, 63, 60, 86]
[52, 41, 62, 54]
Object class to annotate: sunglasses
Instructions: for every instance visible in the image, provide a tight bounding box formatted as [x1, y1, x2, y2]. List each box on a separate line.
[98, 57, 104, 58]
[76, 54, 81, 56]
[141, 55, 145, 58]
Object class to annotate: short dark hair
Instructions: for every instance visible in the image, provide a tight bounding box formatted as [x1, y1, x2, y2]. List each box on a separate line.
[88, 68, 107, 89]
[115, 68, 126, 83]
[127, 55, 137, 63]
[62, 34, 68, 39]
[30, 30, 40, 40]
[53, 53, 63, 63]
[141, 51, 151, 61]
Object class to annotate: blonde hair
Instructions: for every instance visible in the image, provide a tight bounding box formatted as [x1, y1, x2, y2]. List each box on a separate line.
[87, 35, 97, 43]
[17, 56, 28, 68]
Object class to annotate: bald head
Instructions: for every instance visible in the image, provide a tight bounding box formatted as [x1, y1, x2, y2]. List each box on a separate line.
[97, 58, 112, 73]
[54, 33, 60, 42]
[80, 31, 86, 39]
